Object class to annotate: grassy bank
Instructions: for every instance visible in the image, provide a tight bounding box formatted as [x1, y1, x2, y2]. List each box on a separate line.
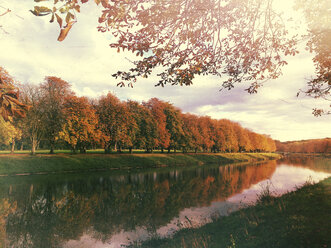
[0, 152, 280, 176]
[137, 177, 331, 248]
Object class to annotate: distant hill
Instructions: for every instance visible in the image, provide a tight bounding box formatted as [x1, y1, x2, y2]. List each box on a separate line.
[275, 138, 331, 153]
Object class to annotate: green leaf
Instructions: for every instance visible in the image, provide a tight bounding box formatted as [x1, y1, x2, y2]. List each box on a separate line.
[65, 12, 71, 24]
[35, 6, 52, 13]
[65, 12, 74, 24]
[59, 7, 67, 13]
[30, 6, 52, 16]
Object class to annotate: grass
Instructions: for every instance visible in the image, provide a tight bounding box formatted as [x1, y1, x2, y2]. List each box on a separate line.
[0, 152, 281, 175]
[135, 177, 331, 248]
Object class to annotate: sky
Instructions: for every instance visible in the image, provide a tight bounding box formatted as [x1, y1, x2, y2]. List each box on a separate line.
[0, 0, 330, 142]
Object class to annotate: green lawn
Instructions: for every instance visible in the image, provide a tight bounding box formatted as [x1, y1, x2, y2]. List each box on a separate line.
[0, 152, 281, 175]
[136, 177, 331, 248]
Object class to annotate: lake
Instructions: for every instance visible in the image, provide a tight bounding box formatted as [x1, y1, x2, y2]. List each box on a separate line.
[0, 155, 330, 248]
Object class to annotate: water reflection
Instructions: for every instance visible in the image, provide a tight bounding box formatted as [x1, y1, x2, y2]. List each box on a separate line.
[0, 157, 329, 248]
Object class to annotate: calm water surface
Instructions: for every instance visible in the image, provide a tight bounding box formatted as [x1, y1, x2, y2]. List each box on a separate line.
[0, 156, 330, 248]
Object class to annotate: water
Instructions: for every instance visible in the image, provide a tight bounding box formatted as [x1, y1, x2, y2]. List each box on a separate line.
[0, 156, 330, 248]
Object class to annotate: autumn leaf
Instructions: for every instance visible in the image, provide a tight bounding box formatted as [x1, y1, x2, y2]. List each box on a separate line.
[30, 6, 52, 16]
[57, 21, 75, 41]
[55, 13, 62, 28]
[50, 13, 54, 23]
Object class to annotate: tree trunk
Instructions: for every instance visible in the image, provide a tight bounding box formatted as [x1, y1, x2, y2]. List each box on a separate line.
[161, 147, 164, 153]
[20, 141, 24, 151]
[174, 148, 176, 153]
[50, 142, 55, 154]
[80, 146, 87, 154]
[31, 142, 36, 155]
[129, 147, 133, 154]
[117, 145, 122, 153]
[10, 138, 15, 154]
[104, 143, 111, 154]
[168, 147, 171, 153]
[31, 146, 35, 155]
[195, 148, 198, 154]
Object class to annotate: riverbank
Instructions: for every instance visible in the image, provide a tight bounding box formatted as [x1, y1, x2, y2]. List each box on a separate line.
[0, 152, 280, 176]
[137, 177, 331, 248]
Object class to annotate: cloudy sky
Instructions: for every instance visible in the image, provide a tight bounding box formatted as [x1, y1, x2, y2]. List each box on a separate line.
[0, 0, 329, 142]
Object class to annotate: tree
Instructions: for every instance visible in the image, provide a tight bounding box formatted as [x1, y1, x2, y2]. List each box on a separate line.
[0, 67, 28, 121]
[181, 113, 203, 153]
[0, 116, 21, 152]
[126, 100, 157, 152]
[113, 101, 137, 152]
[28, 0, 330, 115]
[219, 119, 238, 152]
[233, 122, 252, 152]
[59, 95, 101, 153]
[295, 0, 331, 115]
[96, 93, 133, 153]
[163, 102, 185, 153]
[31, 1, 297, 90]
[276, 138, 330, 153]
[211, 119, 226, 153]
[143, 98, 170, 152]
[40, 76, 73, 153]
[19, 84, 46, 155]
[247, 130, 259, 152]
[0, 6, 11, 34]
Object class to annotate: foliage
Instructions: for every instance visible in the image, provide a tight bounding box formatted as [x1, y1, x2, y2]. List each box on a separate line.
[0, 73, 279, 154]
[59, 95, 101, 153]
[275, 138, 331, 153]
[40, 76, 73, 153]
[31, 0, 298, 93]
[96, 92, 135, 153]
[4, 80, 277, 153]
[0, 116, 21, 146]
[295, 0, 331, 115]
[19, 83, 46, 154]
[143, 98, 170, 150]
[0, 67, 29, 121]
[126, 100, 157, 151]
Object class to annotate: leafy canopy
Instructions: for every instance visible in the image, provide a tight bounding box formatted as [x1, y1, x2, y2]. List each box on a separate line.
[31, 0, 297, 92]
[0, 67, 29, 121]
[30, 0, 330, 114]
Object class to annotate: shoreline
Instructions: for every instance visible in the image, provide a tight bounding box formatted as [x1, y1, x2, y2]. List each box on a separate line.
[0, 152, 281, 176]
[136, 176, 331, 248]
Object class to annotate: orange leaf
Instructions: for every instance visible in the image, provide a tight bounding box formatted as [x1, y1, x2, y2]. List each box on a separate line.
[55, 13, 62, 28]
[57, 21, 75, 41]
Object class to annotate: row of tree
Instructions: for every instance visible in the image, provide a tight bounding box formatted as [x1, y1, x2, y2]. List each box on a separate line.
[275, 139, 331, 154]
[0, 74, 276, 154]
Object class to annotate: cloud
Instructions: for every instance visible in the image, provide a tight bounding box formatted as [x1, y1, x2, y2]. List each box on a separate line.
[0, 0, 330, 142]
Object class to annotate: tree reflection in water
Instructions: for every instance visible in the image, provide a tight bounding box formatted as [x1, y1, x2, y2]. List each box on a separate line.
[3, 158, 326, 248]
